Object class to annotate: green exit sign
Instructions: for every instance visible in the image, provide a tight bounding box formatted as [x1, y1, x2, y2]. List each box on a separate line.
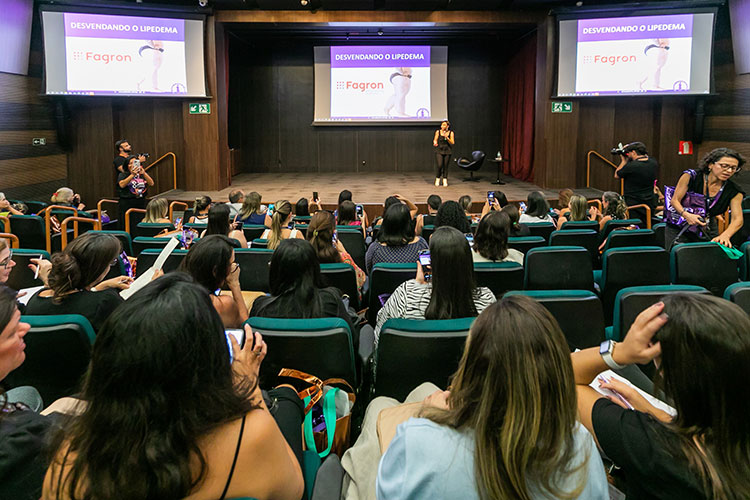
[189, 103, 211, 114]
[551, 102, 573, 113]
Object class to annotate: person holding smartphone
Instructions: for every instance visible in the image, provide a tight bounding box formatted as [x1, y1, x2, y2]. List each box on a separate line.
[117, 155, 154, 231]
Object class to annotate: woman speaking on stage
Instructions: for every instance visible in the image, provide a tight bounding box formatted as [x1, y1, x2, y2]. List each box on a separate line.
[433, 121, 454, 187]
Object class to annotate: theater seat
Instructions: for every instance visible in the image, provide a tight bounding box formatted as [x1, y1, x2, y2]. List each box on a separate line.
[242, 224, 267, 242]
[7, 215, 47, 250]
[506, 290, 605, 350]
[135, 222, 174, 238]
[5, 249, 51, 291]
[549, 230, 598, 266]
[473, 261, 523, 297]
[670, 242, 739, 296]
[6, 315, 95, 404]
[602, 229, 656, 252]
[524, 246, 594, 291]
[421, 224, 435, 241]
[730, 209, 750, 248]
[600, 218, 642, 242]
[742, 241, 750, 281]
[246, 317, 356, 388]
[724, 282, 750, 316]
[133, 236, 174, 257]
[251, 238, 269, 249]
[320, 263, 359, 310]
[653, 222, 666, 249]
[598, 247, 670, 324]
[367, 263, 417, 325]
[524, 222, 556, 242]
[374, 317, 474, 400]
[234, 248, 274, 292]
[88, 230, 134, 256]
[560, 220, 599, 232]
[136, 248, 187, 277]
[336, 228, 367, 271]
[507, 236, 545, 254]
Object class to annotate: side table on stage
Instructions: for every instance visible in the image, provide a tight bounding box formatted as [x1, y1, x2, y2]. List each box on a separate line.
[487, 158, 509, 185]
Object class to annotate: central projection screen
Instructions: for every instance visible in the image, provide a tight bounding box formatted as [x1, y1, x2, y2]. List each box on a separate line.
[314, 45, 448, 125]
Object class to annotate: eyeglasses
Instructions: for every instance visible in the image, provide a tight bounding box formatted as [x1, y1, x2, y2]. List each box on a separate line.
[717, 163, 741, 173]
[0, 250, 12, 269]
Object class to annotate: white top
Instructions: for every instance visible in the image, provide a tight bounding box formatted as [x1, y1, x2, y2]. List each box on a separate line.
[519, 213, 555, 224]
[471, 248, 524, 265]
[260, 229, 299, 239]
[377, 418, 608, 500]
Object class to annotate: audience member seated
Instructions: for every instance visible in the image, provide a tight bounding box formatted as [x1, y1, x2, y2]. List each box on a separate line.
[227, 189, 245, 219]
[202, 204, 248, 249]
[554, 188, 575, 215]
[180, 235, 248, 328]
[188, 195, 212, 224]
[237, 191, 267, 226]
[0, 285, 52, 500]
[337, 189, 369, 227]
[589, 191, 628, 231]
[519, 191, 554, 224]
[472, 211, 524, 265]
[50, 187, 94, 218]
[41, 274, 304, 500]
[142, 198, 171, 224]
[261, 200, 304, 250]
[374, 226, 495, 344]
[337, 200, 366, 237]
[307, 211, 366, 297]
[1, 240, 51, 304]
[573, 294, 750, 499]
[556, 194, 593, 230]
[249, 238, 359, 348]
[414, 194, 441, 236]
[374, 295, 607, 498]
[24, 233, 131, 332]
[479, 192, 504, 219]
[435, 200, 471, 234]
[458, 195, 472, 216]
[365, 203, 428, 275]
[294, 197, 310, 217]
[0, 193, 24, 216]
[501, 204, 531, 237]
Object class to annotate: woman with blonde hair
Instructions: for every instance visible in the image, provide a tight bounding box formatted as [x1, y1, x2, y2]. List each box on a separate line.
[556, 194, 593, 230]
[260, 200, 303, 250]
[371, 295, 608, 499]
[238, 192, 266, 226]
[142, 198, 170, 224]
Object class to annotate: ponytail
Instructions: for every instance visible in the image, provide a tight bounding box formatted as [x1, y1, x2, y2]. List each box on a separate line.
[267, 200, 292, 250]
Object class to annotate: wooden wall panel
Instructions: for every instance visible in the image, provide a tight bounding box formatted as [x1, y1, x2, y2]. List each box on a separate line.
[66, 100, 115, 204]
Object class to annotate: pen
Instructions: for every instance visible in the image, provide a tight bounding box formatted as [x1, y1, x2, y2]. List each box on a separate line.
[598, 375, 634, 410]
[33, 254, 42, 280]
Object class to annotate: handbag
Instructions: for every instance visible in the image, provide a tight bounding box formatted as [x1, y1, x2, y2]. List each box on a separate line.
[278, 368, 356, 458]
[664, 169, 714, 240]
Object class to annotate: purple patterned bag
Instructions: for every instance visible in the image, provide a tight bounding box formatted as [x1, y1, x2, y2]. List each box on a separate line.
[664, 170, 708, 238]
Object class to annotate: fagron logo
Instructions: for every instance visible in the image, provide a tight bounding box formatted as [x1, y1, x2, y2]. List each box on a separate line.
[582, 55, 637, 65]
[72, 51, 132, 64]
[336, 81, 385, 92]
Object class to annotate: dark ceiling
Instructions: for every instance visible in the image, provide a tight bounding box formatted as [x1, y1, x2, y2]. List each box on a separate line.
[126, 0, 639, 10]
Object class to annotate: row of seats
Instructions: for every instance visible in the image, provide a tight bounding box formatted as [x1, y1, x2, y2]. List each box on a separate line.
[15, 281, 748, 406]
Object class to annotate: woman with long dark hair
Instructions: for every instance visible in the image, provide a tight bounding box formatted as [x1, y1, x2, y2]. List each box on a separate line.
[307, 211, 365, 296]
[501, 204, 530, 237]
[574, 294, 750, 499]
[180, 235, 248, 328]
[203, 204, 248, 249]
[435, 200, 471, 234]
[42, 274, 304, 500]
[589, 191, 628, 231]
[473, 211, 524, 265]
[249, 238, 358, 347]
[365, 203, 427, 274]
[374, 295, 607, 498]
[519, 191, 554, 224]
[25, 233, 131, 332]
[374, 226, 495, 346]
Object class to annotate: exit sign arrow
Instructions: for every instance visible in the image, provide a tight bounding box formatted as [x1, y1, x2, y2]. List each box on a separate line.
[189, 103, 211, 114]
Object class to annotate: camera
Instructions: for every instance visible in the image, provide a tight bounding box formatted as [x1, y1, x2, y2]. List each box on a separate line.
[611, 147, 625, 155]
[138, 153, 150, 159]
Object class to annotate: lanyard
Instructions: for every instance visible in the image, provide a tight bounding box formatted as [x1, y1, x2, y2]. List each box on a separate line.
[703, 174, 725, 212]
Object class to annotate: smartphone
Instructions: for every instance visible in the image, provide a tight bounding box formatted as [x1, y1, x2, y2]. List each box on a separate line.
[418, 249, 432, 281]
[332, 230, 338, 246]
[268, 204, 275, 217]
[174, 217, 182, 227]
[487, 191, 495, 204]
[465, 233, 474, 247]
[133, 159, 141, 168]
[225, 328, 247, 363]
[356, 204, 364, 217]
[313, 191, 319, 202]
[519, 202, 527, 212]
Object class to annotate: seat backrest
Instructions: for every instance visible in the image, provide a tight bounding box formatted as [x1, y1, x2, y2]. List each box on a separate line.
[473, 262, 524, 297]
[320, 263, 359, 310]
[600, 247, 670, 324]
[133, 236, 173, 257]
[724, 282, 750, 316]
[601, 219, 642, 241]
[235, 248, 274, 292]
[670, 242, 739, 296]
[421, 225, 435, 241]
[88, 230, 134, 256]
[294, 215, 312, 224]
[6, 315, 95, 404]
[507, 236, 546, 254]
[135, 222, 174, 238]
[8, 215, 46, 250]
[5, 249, 51, 291]
[136, 249, 188, 277]
[251, 238, 269, 249]
[603, 229, 656, 252]
[549, 230, 598, 265]
[246, 317, 356, 387]
[21, 200, 48, 215]
[368, 263, 417, 324]
[560, 220, 599, 232]
[524, 222, 556, 242]
[611, 285, 709, 341]
[336, 228, 366, 271]
[524, 246, 594, 291]
[295, 224, 309, 238]
[730, 210, 750, 248]
[242, 224, 267, 241]
[505, 290, 605, 350]
[652, 223, 666, 249]
[471, 150, 485, 162]
[183, 222, 207, 233]
[374, 318, 474, 400]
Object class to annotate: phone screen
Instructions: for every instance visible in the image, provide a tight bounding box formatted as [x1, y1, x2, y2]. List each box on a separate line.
[174, 217, 182, 227]
[418, 250, 432, 281]
[465, 233, 474, 247]
[356, 204, 363, 217]
[487, 191, 494, 204]
[313, 191, 318, 201]
[225, 329, 246, 363]
[520, 202, 527, 212]
[268, 204, 274, 217]
[332, 230, 338, 245]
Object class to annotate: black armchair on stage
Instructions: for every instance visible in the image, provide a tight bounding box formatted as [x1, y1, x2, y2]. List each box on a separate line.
[456, 151, 486, 182]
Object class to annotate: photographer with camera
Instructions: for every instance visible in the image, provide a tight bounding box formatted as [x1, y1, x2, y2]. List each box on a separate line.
[117, 155, 154, 230]
[613, 142, 658, 226]
[113, 139, 149, 174]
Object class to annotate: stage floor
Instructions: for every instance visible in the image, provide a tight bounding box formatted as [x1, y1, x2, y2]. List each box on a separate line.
[163, 172, 575, 205]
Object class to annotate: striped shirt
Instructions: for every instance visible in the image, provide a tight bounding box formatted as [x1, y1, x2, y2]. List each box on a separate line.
[374, 279, 496, 347]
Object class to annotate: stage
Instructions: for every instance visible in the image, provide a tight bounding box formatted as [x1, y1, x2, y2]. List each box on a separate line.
[161, 172, 599, 208]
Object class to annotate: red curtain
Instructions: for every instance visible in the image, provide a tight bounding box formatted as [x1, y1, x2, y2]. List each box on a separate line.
[502, 35, 537, 182]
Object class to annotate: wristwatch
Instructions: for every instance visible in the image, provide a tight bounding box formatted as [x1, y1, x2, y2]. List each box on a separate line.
[600, 340, 627, 370]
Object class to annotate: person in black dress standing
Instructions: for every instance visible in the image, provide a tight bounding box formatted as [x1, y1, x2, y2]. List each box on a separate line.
[433, 121, 454, 187]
